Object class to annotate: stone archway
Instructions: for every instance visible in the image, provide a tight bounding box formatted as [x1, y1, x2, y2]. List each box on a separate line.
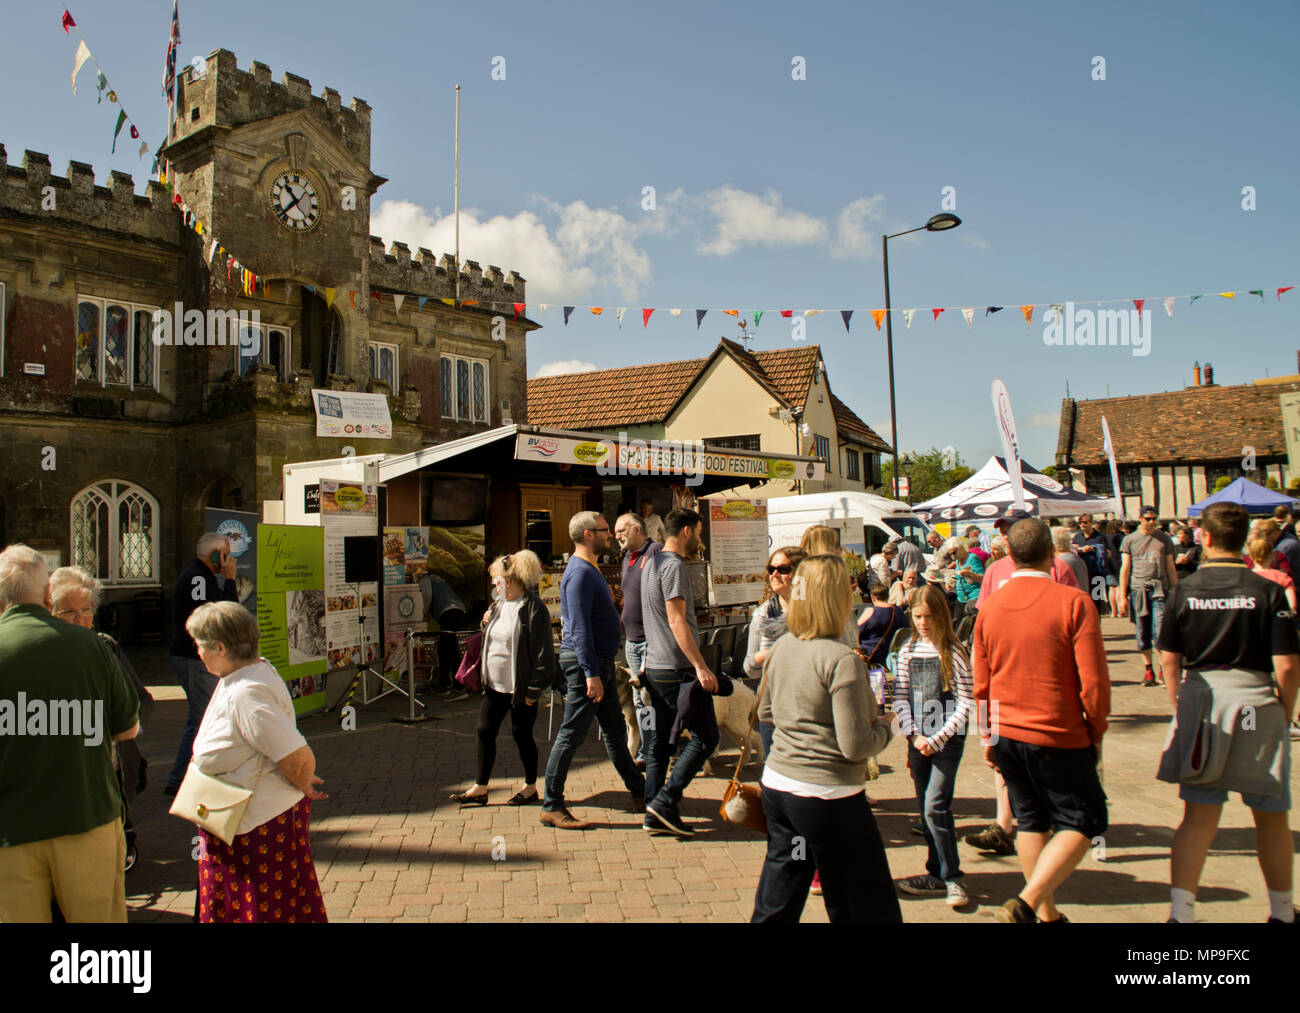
[299, 287, 345, 387]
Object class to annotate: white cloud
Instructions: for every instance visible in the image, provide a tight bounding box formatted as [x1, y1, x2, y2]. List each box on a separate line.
[371, 198, 652, 304]
[959, 233, 990, 252]
[829, 194, 887, 259]
[1024, 412, 1059, 428]
[697, 186, 827, 256]
[533, 359, 599, 378]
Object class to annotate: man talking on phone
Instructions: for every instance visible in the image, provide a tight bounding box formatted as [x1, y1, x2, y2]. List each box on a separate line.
[164, 532, 238, 796]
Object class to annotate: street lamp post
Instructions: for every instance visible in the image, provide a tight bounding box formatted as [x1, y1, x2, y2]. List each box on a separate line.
[883, 212, 961, 499]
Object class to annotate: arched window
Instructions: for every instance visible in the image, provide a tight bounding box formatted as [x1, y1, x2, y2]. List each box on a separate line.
[70, 480, 161, 584]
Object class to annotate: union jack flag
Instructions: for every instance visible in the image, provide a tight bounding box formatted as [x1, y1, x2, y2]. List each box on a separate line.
[163, 0, 180, 105]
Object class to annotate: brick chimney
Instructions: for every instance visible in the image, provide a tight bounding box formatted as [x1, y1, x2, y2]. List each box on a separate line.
[1204, 362, 1214, 386]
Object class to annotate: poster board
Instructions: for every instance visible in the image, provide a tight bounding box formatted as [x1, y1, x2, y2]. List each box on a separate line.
[205, 507, 259, 615]
[321, 480, 380, 670]
[255, 524, 327, 715]
[380, 526, 429, 681]
[707, 500, 769, 605]
[311, 388, 393, 438]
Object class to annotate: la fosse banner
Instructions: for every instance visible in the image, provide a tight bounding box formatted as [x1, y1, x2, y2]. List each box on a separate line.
[513, 433, 825, 482]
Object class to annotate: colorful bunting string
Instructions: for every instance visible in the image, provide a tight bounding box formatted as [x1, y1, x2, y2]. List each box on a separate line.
[60, 12, 150, 162]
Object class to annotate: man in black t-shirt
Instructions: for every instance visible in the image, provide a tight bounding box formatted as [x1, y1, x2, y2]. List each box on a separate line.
[1157, 501, 1300, 924]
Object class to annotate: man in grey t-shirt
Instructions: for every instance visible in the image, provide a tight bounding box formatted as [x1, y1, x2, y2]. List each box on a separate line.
[1117, 505, 1178, 686]
[639, 507, 717, 837]
[891, 536, 926, 578]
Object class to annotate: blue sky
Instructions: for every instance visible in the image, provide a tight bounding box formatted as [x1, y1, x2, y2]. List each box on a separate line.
[5, 0, 1298, 473]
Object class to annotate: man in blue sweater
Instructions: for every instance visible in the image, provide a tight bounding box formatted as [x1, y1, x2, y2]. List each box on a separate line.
[542, 511, 647, 829]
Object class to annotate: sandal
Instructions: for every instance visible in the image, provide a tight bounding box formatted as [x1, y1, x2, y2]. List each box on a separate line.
[449, 790, 488, 805]
[507, 789, 540, 806]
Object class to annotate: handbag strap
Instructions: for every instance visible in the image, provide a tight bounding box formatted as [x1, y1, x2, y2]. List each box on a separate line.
[729, 651, 772, 790]
[864, 607, 899, 668]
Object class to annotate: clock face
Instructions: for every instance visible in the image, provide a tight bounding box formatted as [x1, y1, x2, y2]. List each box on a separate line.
[269, 171, 321, 232]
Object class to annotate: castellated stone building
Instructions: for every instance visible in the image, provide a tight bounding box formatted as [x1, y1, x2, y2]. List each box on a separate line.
[0, 49, 536, 623]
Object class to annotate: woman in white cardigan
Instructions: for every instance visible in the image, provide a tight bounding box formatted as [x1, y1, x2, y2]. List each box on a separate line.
[186, 601, 327, 923]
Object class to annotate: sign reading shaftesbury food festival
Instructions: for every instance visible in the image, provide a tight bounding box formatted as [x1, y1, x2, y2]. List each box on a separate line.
[513, 433, 825, 483]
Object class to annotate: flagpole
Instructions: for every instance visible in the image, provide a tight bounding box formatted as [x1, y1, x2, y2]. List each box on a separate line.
[454, 83, 461, 306]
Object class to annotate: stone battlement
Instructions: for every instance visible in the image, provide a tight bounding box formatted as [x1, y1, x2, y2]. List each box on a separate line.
[0, 144, 178, 244]
[367, 237, 527, 306]
[172, 50, 371, 162]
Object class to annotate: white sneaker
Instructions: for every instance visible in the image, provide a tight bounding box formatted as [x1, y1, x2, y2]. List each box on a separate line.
[946, 880, 970, 907]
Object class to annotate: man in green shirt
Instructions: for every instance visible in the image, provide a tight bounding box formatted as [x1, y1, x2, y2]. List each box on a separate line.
[0, 544, 140, 922]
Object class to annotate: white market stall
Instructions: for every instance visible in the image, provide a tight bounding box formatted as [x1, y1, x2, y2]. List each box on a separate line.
[914, 456, 1115, 525]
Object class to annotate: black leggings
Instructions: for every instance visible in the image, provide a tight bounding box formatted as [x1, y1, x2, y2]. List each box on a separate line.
[476, 687, 539, 785]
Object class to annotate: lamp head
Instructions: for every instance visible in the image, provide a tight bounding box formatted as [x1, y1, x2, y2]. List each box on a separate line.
[925, 213, 961, 232]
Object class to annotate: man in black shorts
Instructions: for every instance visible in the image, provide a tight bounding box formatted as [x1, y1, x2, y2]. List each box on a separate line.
[1157, 501, 1300, 924]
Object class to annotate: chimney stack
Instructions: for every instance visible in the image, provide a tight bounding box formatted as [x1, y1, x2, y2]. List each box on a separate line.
[1204, 362, 1214, 386]
[1193, 361, 1201, 386]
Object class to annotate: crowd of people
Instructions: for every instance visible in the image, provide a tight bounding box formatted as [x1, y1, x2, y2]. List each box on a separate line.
[2, 495, 1298, 925]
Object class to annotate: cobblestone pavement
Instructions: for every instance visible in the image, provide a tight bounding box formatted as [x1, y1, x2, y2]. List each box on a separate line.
[125, 617, 1299, 923]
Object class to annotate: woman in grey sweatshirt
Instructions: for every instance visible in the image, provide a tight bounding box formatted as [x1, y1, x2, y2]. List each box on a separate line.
[751, 554, 900, 923]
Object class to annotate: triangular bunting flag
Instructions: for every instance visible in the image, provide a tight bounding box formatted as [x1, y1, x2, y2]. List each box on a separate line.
[1280, 287, 1295, 300]
[1133, 299, 1145, 314]
[961, 308, 974, 328]
[932, 308, 945, 322]
[96, 71, 107, 102]
[695, 310, 707, 329]
[616, 308, 626, 327]
[537, 303, 547, 321]
[514, 303, 526, 321]
[393, 294, 405, 312]
[986, 306, 1003, 315]
[1020, 305, 1034, 328]
[805, 309, 822, 318]
[723, 309, 739, 317]
[753, 310, 763, 327]
[563, 306, 574, 325]
[1219, 292, 1235, 299]
[780, 310, 792, 318]
[840, 310, 853, 332]
[208, 239, 219, 264]
[111, 110, 127, 153]
[870, 310, 886, 331]
[1163, 297, 1176, 318]
[349, 290, 356, 308]
[1050, 303, 1064, 324]
[372, 291, 382, 303]
[417, 297, 428, 310]
[591, 307, 603, 316]
[1248, 290, 1264, 300]
[462, 299, 478, 307]
[1189, 295, 1203, 305]
[440, 298, 455, 306]
[71, 41, 92, 95]
[902, 309, 915, 329]
[669, 309, 682, 318]
[642, 308, 654, 327]
[138, 140, 148, 159]
[61, 10, 76, 33]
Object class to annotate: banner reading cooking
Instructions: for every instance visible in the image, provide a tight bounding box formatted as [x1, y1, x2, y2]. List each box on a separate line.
[513, 433, 824, 486]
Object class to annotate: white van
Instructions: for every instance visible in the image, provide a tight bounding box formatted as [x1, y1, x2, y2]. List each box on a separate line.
[764, 491, 933, 575]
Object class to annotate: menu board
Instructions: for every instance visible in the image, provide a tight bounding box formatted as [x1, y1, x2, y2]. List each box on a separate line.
[708, 500, 769, 605]
[322, 480, 380, 670]
[256, 524, 327, 715]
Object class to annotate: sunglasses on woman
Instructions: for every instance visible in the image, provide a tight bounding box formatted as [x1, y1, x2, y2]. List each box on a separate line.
[766, 564, 793, 575]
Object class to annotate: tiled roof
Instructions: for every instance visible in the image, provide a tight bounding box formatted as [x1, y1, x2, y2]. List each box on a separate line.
[1057, 381, 1300, 466]
[525, 358, 705, 428]
[526, 340, 823, 429]
[831, 394, 892, 453]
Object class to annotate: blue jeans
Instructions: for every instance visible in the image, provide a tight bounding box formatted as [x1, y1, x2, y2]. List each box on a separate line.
[1130, 587, 1165, 653]
[908, 736, 966, 882]
[624, 639, 651, 762]
[542, 651, 645, 811]
[167, 655, 218, 789]
[643, 667, 716, 808]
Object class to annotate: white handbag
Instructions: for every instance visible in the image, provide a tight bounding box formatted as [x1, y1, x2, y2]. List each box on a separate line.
[169, 761, 254, 846]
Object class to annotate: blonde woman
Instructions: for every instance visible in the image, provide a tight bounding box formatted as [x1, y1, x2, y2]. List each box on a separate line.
[799, 524, 858, 648]
[751, 555, 899, 923]
[451, 551, 556, 805]
[186, 601, 326, 923]
[1246, 536, 1298, 610]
